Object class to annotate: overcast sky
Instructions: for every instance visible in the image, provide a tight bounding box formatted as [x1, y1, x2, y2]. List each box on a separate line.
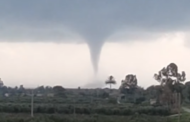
[0, 0, 190, 88]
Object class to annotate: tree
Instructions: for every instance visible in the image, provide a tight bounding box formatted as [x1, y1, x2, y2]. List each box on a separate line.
[105, 75, 116, 89]
[53, 85, 65, 97]
[154, 63, 186, 106]
[36, 86, 45, 93]
[0, 78, 3, 88]
[117, 74, 138, 104]
[18, 85, 25, 94]
[182, 81, 190, 103]
[146, 85, 162, 99]
[154, 63, 186, 88]
[119, 74, 138, 94]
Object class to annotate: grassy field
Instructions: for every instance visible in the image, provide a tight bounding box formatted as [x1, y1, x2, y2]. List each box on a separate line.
[168, 113, 190, 122]
[0, 113, 176, 122]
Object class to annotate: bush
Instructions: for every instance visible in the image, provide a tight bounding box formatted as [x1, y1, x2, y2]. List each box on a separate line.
[0, 103, 171, 116]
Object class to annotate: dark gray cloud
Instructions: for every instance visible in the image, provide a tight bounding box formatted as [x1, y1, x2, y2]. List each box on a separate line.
[0, 0, 190, 72]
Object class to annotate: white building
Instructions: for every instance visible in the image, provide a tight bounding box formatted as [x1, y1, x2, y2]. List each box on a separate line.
[47, 93, 54, 97]
[4, 93, 10, 97]
[150, 99, 157, 105]
[36, 93, 43, 97]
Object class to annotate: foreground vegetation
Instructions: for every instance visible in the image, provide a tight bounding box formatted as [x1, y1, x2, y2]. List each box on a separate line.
[0, 113, 180, 122]
[0, 63, 190, 121]
[0, 103, 171, 116]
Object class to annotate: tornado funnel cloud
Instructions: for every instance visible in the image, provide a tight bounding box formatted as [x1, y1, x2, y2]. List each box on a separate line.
[78, 26, 112, 74]
[87, 41, 104, 74]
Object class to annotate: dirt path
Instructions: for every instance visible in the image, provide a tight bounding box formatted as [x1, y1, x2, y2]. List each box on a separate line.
[182, 107, 190, 113]
[168, 107, 190, 117]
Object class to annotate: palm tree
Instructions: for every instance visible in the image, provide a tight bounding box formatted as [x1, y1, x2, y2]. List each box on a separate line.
[105, 75, 116, 89]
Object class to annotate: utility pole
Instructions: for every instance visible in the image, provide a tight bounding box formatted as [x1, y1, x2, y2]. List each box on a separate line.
[91, 95, 93, 104]
[178, 93, 181, 122]
[73, 98, 76, 118]
[31, 90, 34, 117]
[96, 89, 99, 98]
[96, 89, 99, 106]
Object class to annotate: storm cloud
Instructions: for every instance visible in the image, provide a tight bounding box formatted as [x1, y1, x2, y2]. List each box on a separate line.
[0, 0, 190, 72]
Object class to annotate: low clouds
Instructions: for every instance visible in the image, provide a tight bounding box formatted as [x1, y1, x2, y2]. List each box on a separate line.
[1, 0, 190, 32]
[0, 0, 190, 72]
[1, 0, 190, 40]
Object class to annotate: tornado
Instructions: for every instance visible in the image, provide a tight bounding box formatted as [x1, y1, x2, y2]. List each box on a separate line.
[87, 41, 104, 74]
[81, 28, 110, 74]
